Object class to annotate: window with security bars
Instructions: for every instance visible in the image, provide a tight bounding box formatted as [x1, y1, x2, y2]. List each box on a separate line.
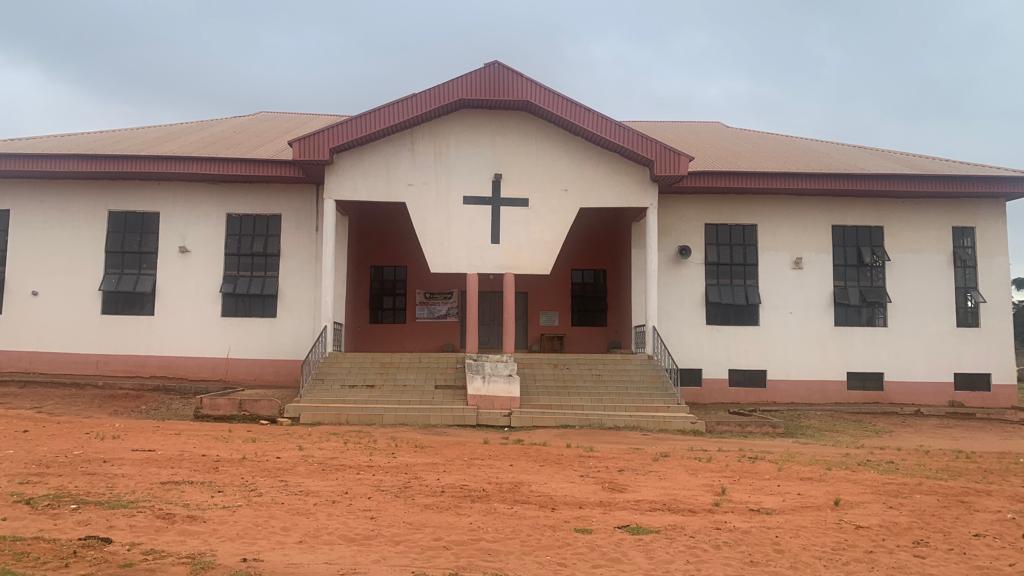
[220, 214, 281, 318]
[704, 224, 760, 326]
[369, 265, 407, 324]
[0, 209, 8, 314]
[571, 268, 607, 327]
[952, 227, 985, 328]
[832, 225, 891, 327]
[99, 211, 159, 316]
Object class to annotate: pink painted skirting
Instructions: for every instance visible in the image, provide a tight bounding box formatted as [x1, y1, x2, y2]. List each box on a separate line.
[468, 394, 520, 410]
[0, 350, 300, 388]
[682, 379, 1017, 408]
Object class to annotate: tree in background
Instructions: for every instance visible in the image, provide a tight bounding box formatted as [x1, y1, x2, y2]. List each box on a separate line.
[1014, 278, 1024, 347]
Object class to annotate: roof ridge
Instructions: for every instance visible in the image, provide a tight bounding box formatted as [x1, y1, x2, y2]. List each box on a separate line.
[721, 123, 1024, 175]
[0, 112, 270, 144]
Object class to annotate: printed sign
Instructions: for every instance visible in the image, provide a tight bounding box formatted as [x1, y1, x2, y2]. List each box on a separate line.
[539, 311, 559, 327]
[415, 290, 460, 321]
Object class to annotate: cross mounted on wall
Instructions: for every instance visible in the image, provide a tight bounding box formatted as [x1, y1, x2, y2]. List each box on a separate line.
[462, 173, 529, 244]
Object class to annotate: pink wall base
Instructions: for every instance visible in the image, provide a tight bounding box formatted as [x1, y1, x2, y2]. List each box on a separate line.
[682, 379, 1018, 408]
[468, 394, 520, 410]
[0, 350, 300, 388]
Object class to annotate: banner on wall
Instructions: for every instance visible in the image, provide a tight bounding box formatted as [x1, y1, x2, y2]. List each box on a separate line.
[415, 289, 460, 322]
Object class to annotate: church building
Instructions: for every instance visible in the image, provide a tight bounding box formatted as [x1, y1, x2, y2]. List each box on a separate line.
[0, 62, 1020, 425]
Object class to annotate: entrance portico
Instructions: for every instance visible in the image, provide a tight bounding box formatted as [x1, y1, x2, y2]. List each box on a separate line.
[314, 104, 679, 355]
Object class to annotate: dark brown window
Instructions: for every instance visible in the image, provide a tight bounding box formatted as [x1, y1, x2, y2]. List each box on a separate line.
[953, 373, 991, 392]
[678, 368, 703, 388]
[370, 265, 407, 324]
[847, 372, 884, 391]
[571, 268, 607, 327]
[728, 369, 767, 388]
[953, 227, 985, 328]
[220, 214, 281, 318]
[705, 224, 760, 326]
[99, 211, 159, 316]
[0, 209, 8, 314]
[833, 225, 890, 327]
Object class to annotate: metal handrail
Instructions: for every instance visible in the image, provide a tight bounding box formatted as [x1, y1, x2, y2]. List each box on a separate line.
[300, 324, 329, 396]
[332, 321, 344, 352]
[651, 326, 681, 390]
[632, 324, 647, 353]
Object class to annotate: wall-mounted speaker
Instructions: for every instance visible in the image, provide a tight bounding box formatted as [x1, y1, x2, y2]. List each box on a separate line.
[677, 245, 692, 259]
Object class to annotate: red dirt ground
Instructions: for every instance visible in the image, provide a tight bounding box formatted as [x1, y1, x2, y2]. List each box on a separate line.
[1, 384, 1023, 575]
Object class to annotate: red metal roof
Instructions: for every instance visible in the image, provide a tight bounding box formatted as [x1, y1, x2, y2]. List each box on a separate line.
[288, 61, 694, 185]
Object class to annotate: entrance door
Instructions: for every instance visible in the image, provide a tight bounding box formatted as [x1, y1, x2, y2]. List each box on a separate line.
[460, 291, 528, 351]
[478, 292, 503, 350]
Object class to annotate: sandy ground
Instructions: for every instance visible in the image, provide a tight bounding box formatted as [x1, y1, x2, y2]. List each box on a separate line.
[1, 384, 1023, 576]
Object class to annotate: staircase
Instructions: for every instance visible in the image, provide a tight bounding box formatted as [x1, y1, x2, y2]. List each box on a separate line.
[283, 353, 476, 425]
[512, 354, 704, 431]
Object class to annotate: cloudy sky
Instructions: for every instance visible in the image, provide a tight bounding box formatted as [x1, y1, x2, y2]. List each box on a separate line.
[1, 0, 1021, 279]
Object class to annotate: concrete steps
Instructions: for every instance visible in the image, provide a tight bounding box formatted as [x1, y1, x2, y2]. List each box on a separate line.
[287, 353, 471, 422]
[284, 403, 477, 425]
[282, 352, 703, 431]
[511, 409, 703, 431]
[514, 353, 701, 431]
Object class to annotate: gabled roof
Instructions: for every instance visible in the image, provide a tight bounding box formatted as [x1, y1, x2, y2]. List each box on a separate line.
[626, 121, 1024, 176]
[287, 61, 694, 185]
[0, 111, 346, 160]
[0, 62, 1021, 197]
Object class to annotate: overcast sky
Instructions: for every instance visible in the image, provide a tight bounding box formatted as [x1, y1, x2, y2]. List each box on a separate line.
[1, 0, 1021, 280]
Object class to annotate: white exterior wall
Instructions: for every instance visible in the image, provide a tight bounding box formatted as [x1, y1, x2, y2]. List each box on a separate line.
[324, 109, 658, 275]
[657, 194, 1016, 387]
[0, 179, 320, 361]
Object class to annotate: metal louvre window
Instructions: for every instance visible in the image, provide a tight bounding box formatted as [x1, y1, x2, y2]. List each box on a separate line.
[728, 369, 767, 388]
[952, 227, 985, 328]
[832, 225, 891, 327]
[847, 372, 884, 392]
[705, 224, 760, 326]
[571, 268, 608, 327]
[953, 372, 991, 392]
[220, 214, 281, 318]
[369, 265, 407, 324]
[0, 209, 8, 314]
[99, 211, 159, 316]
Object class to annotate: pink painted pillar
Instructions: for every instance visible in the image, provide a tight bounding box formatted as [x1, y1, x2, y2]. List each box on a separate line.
[465, 273, 479, 354]
[502, 272, 515, 354]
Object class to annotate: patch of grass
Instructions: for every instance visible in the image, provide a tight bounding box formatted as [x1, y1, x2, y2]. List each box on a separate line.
[719, 485, 728, 497]
[184, 552, 217, 576]
[573, 527, 593, 535]
[0, 535, 27, 543]
[227, 570, 259, 576]
[773, 412, 888, 447]
[11, 491, 139, 511]
[616, 524, 659, 536]
[117, 562, 137, 569]
[527, 441, 548, 447]
[651, 451, 670, 462]
[712, 498, 725, 508]
[481, 438, 490, 445]
[0, 568, 29, 576]
[833, 496, 842, 508]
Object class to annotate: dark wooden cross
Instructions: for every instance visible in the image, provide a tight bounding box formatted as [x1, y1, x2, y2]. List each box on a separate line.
[462, 173, 529, 244]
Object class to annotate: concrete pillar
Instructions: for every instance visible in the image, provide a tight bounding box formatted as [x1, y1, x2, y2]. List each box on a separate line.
[644, 203, 658, 353]
[502, 272, 515, 354]
[320, 197, 336, 330]
[466, 273, 479, 354]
